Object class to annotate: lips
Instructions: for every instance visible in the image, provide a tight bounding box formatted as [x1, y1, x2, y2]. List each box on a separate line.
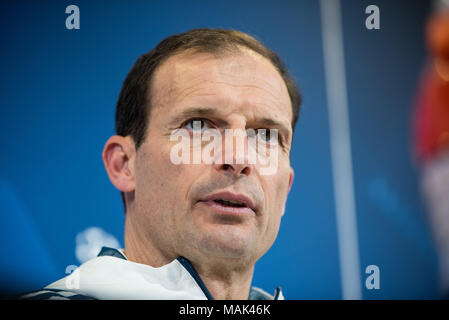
[198, 191, 257, 214]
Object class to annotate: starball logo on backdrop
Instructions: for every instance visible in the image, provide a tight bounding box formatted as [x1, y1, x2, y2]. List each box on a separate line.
[169, 120, 280, 175]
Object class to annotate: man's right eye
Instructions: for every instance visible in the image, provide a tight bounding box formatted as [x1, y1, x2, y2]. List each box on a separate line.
[182, 119, 211, 132]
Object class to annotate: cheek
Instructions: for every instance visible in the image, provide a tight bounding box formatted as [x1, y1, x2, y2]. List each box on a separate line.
[136, 147, 170, 195]
[262, 167, 291, 235]
[134, 143, 202, 217]
[266, 164, 291, 211]
[134, 145, 178, 226]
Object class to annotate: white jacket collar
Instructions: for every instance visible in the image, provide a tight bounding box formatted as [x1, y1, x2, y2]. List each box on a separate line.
[46, 247, 283, 300]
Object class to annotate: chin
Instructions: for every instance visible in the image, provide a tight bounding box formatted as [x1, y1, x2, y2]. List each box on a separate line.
[196, 226, 258, 259]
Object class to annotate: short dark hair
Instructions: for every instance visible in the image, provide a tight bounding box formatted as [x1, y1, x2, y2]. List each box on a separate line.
[115, 28, 301, 149]
[114, 28, 302, 210]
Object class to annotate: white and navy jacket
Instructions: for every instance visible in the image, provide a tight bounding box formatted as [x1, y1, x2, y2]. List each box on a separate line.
[22, 247, 284, 300]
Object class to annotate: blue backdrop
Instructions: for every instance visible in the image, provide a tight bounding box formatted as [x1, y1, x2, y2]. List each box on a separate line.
[0, 0, 439, 299]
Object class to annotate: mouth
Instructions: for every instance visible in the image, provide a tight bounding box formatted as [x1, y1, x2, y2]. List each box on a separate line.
[198, 191, 257, 215]
[213, 199, 247, 208]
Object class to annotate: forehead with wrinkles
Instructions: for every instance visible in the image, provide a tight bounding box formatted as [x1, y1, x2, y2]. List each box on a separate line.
[148, 49, 292, 126]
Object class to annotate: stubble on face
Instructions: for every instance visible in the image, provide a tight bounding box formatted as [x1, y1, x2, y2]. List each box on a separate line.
[128, 49, 293, 269]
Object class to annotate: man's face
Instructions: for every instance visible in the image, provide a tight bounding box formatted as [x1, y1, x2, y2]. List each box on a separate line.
[131, 50, 294, 264]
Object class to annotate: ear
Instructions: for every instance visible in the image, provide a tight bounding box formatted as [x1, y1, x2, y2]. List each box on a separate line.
[288, 167, 294, 194]
[102, 135, 136, 193]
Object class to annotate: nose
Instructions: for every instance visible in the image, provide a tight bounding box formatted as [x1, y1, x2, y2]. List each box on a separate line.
[217, 162, 252, 177]
[213, 129, 253, 177]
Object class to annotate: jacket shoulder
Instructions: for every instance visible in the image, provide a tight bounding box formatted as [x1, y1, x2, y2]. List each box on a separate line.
[20, 288, 96, 300]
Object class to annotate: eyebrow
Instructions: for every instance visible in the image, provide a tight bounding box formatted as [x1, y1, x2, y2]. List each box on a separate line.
[169, 107, 219, 125]
[255, 117, 291, 141]
[169, 106, 291, 140]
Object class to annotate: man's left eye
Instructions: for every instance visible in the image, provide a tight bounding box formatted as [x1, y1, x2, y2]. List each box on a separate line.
[256, 129, 278, 143]
[183, 119, 211, 132]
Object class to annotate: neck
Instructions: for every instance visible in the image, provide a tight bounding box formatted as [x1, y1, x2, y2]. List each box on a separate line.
[124, 215, 255, 300]
[124, 214, 175, 267]
[191, 258, 254, 300]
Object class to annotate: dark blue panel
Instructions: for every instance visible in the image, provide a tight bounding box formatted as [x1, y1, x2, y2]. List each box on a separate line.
[0, 0, 438, 299]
